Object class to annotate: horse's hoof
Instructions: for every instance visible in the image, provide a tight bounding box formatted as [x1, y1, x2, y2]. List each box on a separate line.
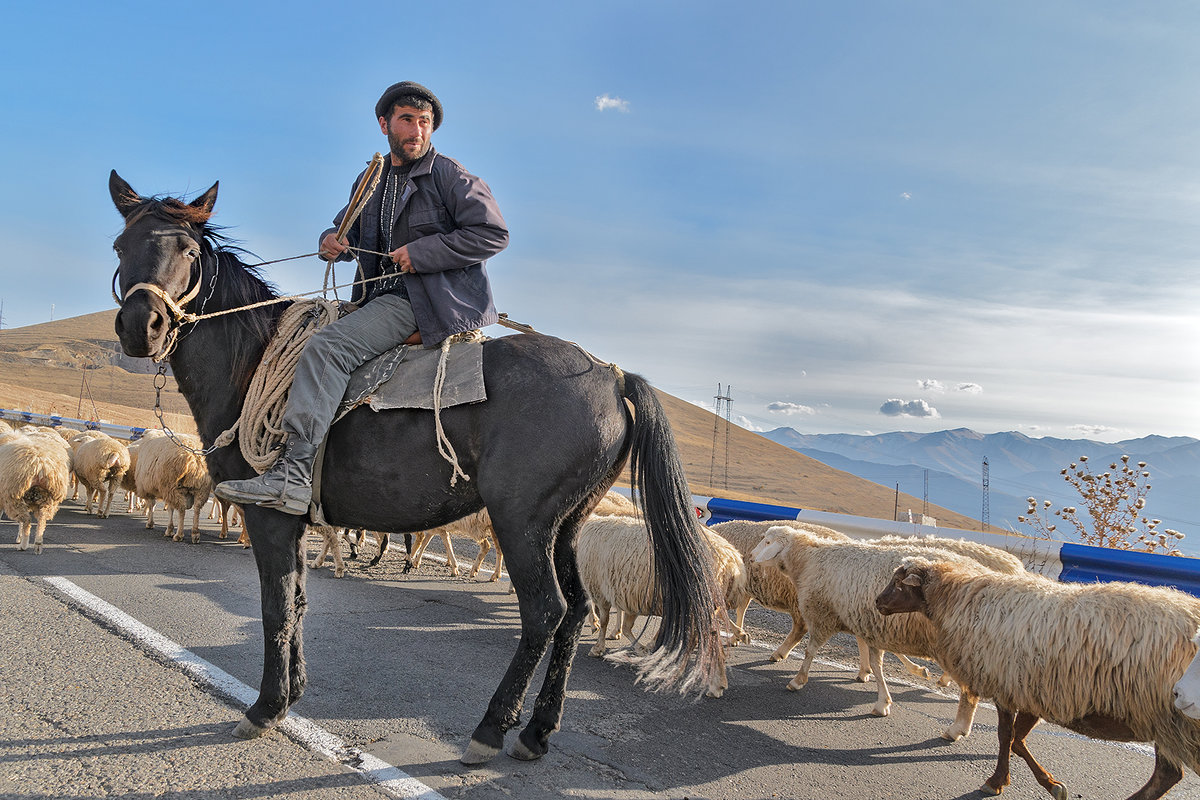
[509, 737, 545, 761]
[460, 738, 501, 766]
[231, 717, 270, 739]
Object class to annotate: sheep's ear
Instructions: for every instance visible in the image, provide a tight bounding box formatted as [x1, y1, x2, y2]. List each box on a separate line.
[901, 572, 923, 587]
[109, 170, 142, 218]
[190, 181, 219, 218]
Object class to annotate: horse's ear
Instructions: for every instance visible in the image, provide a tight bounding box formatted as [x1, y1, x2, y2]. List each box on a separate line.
[109, 170, 142, 218]
[190, 181, 219, 217]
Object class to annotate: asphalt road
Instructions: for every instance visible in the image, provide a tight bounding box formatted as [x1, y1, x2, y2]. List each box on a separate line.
[2, 498, 1199, 800]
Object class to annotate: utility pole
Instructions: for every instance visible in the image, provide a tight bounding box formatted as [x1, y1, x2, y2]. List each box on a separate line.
[709, 383, 733, 491]
[922, 469, 929, 518]
[981, 456, 991, 532]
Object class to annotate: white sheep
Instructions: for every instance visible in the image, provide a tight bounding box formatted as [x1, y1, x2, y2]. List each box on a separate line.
[309, 525, 349, 577]
[72, 434, 131, 518]
[577, 513, 742, 698]
[878, 556, 1200, 800]
[133, 433, 213, 543]
[67, 430, 108, 500]
[0, 432, 73, 554]
[120, 430, 167, 514]
[749, 524, 1018, 739]
[410, 509, 504, 581]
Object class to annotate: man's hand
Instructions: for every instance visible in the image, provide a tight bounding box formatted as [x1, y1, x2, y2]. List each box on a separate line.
[388, 245, 416, 273]
[319, 233, 349, 261]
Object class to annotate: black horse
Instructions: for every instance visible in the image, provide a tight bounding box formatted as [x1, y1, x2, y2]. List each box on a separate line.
[107, 171, 722, 764]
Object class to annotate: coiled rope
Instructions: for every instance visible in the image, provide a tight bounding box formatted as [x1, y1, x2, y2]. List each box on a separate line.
[212, 298, 340, 473]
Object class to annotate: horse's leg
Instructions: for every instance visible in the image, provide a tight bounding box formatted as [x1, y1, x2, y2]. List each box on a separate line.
[232, 508, 308, 739]
[461, 522, 562, 765]
[512, 515, 593, 761]
[288, 528, 310, 701]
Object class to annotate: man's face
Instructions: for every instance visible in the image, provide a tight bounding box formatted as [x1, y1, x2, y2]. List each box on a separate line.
[380, 105, 434, 164]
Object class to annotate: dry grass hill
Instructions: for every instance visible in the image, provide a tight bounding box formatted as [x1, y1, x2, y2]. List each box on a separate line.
[0, 310, 982, 530]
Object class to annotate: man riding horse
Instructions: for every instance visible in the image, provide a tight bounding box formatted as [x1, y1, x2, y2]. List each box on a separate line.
[217, 80, 508, 514]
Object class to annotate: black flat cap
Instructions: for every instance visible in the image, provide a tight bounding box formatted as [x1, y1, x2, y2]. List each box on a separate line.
[375, 81, 443, 130]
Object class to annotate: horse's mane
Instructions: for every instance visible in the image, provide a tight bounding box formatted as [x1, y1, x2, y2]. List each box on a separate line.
[128, 195, 290, 389]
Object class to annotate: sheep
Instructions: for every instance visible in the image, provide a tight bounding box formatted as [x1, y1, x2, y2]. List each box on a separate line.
[410, 509, 504, 581]
[133, 433, 213, 543]
[66, 430, 108, 499]
[877, 557, 1200, 800]
[120, 430, 167, 514]
[749, 524, 1020, 739]
[591, 490, 637, 518]
[0, 432, 73, 554]
[577, 513, 742, 698]
[309, 525, 349, 577]
[72, 434, 131, 518]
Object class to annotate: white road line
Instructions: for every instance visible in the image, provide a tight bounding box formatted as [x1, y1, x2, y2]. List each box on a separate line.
[42, 576, 448, 800]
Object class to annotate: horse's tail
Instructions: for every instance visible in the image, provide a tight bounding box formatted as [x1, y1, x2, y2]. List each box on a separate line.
[622, 372, 724, 694]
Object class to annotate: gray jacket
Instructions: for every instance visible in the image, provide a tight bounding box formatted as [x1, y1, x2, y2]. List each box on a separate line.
[323, 146, 508, 346]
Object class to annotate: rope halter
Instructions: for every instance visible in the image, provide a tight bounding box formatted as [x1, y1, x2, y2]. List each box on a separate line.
[111, 257, 206, 362]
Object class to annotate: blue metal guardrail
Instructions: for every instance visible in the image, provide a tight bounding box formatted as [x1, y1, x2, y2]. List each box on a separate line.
[695, 495, 1199, 598]
[0, 408, 149, 441]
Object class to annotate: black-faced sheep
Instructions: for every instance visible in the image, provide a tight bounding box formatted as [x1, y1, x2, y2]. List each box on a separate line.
[0, 432, 73, 554]
[877, 557, 1200, 800]
[577, 513, 742, 698]
[749, 524, 1023, 739]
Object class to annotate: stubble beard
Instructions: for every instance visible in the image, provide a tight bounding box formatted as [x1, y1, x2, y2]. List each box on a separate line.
[388, 131, 431, 165]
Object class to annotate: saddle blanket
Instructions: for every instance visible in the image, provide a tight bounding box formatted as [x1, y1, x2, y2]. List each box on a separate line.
[333, 339, 486, 423]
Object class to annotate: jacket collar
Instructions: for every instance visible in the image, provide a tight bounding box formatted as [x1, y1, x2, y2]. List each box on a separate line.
[393, 145, 437, 178]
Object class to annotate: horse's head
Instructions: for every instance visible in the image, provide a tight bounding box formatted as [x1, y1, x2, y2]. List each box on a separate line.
[109, 170, 218, 359]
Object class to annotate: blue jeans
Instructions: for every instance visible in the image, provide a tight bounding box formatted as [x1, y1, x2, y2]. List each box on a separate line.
[282, 293, 418, 444]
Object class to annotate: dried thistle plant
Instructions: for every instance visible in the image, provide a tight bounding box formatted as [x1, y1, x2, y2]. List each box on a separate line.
[1017, 454, 1185, 555]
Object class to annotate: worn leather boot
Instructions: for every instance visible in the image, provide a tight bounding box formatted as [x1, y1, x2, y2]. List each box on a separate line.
[214, 437, 318, 515]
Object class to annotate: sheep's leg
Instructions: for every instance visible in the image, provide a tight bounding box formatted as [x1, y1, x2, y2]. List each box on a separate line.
[172, 507, 185, 542]
[443, 533, 459, 576]
[867, 646, 892, 716]
[468, 537, 490, 579]
[409, 531, 430, 568]
[1006, 712, 1073, 800]
[716, 605, 746, 647]
[731, 594, 753, 646]
[218, 499, 230, 539]
[32, 511, 50, 555]
[855, 638, 873, 682]
[771, 614, 808, 662]
[622, 612, 650, 655]
[488, 536, 504, 581]
[146, 499, 157, 530]
[367, 531, 390, 567]
[312, 533, 329, 569]
[788, 625, 833, 691]
[894, 653, 932, 680]
[100, 480, 115, 519]
[330, 534, 345, 578]
[1126, 749, 1183, 800]
[588, 602, 611, 657]
[191, 500, 204, 544]
[942, 686, 980, 741]
[16, 520, 30, 551]
[83, 487, 95, 514]
[723, 589, 751, 646]
[607, 610, 624, 640]
[983, 705, 1017, 796]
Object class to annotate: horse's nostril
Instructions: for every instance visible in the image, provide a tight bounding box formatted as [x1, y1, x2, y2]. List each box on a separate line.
[148, 310, 165, 332]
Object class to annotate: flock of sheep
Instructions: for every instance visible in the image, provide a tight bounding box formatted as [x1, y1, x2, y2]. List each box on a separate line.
[4, 416, 1200, 799]
[0, 420, 240, 553]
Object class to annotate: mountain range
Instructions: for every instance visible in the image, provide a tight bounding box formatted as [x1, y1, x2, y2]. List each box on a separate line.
[763, 427, 1200, 553]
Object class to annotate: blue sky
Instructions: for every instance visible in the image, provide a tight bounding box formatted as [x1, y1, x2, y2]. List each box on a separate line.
[1, 2, 1197, 441]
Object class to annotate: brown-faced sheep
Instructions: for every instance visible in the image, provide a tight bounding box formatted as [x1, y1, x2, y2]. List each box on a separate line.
[877, 557, 1200, 800]
[134, 433, 213, 543]
[0, 432, 73, 554]
[72, 434, 131, 518]
[749, 524, 1023, 739]
[577, 513, 742, 698]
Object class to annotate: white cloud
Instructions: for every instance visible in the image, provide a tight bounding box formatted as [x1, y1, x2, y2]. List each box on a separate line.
[734, 414, 765, 432]
[767, 401, 816, 416]
[918, 379, 945, 393]
[880, 398, 940, 418]
[901, 192, 912, 200]
[956, 383, 984, 394]
[594, 94, 630, 113]
[1068, 423, 1123, 439]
